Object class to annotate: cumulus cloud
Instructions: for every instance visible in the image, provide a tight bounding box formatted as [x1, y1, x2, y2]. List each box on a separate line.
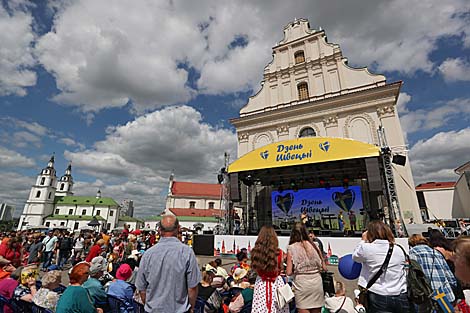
[64, 106, 237, 216]
[58, 137, 85, 150]
[0, 171, 35, 216]
[399, 98, 470, 134]
[409, 128, 470, 183]
[0, 146, 36, 168]
[438, 57, 470, 82]
[0, 3, 36, 96]
[396, 92, 411, 114]
[32, 0, 470, 114]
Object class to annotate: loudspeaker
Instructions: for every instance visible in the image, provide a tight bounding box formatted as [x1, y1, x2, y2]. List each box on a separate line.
[365, 158, 382, 191]
[229, 173, 241, 202]
[392, 154, 406, 166]
[192, 235, 214, 256]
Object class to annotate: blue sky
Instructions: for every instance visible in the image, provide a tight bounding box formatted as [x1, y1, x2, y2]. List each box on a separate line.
[1, 0, 469, 217]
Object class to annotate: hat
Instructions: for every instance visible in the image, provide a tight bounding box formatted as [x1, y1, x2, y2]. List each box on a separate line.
[128, 250, 141, 261]
[116, 263, 133, 281]
[0, 256, 11, 266]
[90, 256, 107, 275]
[354, 289, 361, 299]
[233, 268, 248, 281]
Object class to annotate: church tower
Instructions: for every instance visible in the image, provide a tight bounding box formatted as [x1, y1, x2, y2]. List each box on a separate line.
[55, 163, 74, 196]
[18, 155, 58, 230]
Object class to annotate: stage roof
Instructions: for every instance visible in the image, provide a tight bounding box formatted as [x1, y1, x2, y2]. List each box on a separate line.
[228, 137, 380, 173]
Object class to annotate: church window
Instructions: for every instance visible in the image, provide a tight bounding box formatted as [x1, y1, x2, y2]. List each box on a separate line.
[82, 209, 86, 215]
[60, 183, 64, 191]
[107, 223, 111, 230]
[189, 201, 196, 209]
[110, 210, 114, 217]
[68, 185, 71, 191]
[45, 222, 50, 227]
[298, 82, 309, 101]
[40, 177, 45, 185]
[294, 50, 305, 64]
[74, 222, 79, 230]
[208, 202, 215, 209]
[55, 208, 59, 214]
[36, 191, 41, 198]
[60, 222, 65, 226]
[96, 209, 101, 216]
[69, 209, 73, 215]
[299, 127, 316, 138]
[48, 192, 52, 199]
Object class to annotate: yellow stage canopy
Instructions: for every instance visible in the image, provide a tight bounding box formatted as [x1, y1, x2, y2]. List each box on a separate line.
[228, 137, 380, 173]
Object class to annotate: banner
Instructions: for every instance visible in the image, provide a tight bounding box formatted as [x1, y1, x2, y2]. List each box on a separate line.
[272, 186, 364, 231]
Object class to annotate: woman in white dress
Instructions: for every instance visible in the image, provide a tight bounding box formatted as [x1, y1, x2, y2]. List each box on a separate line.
[250, 226, 289, 313]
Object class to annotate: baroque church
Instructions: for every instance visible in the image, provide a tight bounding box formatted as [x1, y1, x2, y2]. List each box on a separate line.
[18, 156, 120, 231]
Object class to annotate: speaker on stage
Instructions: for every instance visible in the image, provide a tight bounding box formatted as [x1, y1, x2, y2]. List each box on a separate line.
[365, 158, 382, 191]
[392, 154, 406, 166]
[229, 173, 241, 202]
[192, 235, 214, 256]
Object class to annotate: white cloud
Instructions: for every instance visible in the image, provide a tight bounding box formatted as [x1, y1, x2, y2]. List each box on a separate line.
[438, 57, 470, 82]
[410, 128, 470, 183]
[33, 0, 470, 114]
[0, 4, 36, 96]
[399, 98, 470, 134]
[396, 92, 411, 114]
[58, 137, 85, 150]
[0, 171, 34, 216]
[64, 106, 237, 216]
[0, 146, 36, 168]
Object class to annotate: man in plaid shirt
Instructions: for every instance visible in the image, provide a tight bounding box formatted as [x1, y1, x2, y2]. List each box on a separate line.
[409, 235, 457, 305]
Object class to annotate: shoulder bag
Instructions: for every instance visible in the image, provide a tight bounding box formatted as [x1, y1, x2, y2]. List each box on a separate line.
[276, 282, 295, 308]
[358, 243, 394, 308]
[310, 239, 336, 296]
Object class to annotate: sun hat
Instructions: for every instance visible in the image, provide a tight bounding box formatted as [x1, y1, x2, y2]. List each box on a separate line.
[90, 256, 107, 275]
[116, 263, 133, 281]
[233, 268, 248, 281]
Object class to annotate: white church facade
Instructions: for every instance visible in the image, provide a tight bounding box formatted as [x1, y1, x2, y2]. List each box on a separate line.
[230, 19, 421, 224]
[18, 156, 120, 231]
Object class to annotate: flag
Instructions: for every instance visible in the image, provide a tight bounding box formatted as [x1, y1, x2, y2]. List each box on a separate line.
[432, 287, 454, 313]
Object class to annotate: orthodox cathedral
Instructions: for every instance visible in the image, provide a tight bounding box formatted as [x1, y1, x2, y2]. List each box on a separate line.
[17, 156, 120, 231]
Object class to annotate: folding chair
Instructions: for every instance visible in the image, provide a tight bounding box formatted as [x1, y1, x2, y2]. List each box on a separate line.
[108, 294, 134, 313]
[31, 303, 54, 313]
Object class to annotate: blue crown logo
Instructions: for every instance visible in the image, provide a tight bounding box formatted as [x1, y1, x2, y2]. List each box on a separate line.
[319, 141, 330, 152]
[260, 150, 269, 160]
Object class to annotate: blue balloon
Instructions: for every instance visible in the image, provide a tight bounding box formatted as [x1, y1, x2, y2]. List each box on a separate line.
[338, 254, 362, 280]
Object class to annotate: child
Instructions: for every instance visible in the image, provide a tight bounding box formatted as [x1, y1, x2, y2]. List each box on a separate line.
[353, 289, 366, 313]
[324, 281, 355, 313]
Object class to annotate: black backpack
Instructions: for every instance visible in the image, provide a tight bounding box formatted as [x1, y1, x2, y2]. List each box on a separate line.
[59, 237, 73, 250]
[398, 245, 433, 304]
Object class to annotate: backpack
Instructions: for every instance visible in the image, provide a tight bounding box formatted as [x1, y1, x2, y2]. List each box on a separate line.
[398, 245, 433, 304]
[59, 237, 73, 250]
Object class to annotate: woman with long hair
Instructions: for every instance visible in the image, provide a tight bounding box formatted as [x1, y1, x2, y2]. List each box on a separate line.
[286, 223, 325, 313]
[250, 225, 288, 313]
[352, 221, 410, 313]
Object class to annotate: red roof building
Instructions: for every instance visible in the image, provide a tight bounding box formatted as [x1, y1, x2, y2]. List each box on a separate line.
[171, 181, 222, 198]
[416, 182, 456, 190]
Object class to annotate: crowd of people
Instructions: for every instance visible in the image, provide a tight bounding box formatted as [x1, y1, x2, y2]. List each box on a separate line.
[0, 217, 469, 313]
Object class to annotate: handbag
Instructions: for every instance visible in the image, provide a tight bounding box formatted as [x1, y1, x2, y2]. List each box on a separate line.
[276, 282, 295, 308]
[358, 243, 394, 309]
[321, 271, 336, 297]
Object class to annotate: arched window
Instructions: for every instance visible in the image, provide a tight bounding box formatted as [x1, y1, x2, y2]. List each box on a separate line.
[294, 51, 305, 64]
[36, 190, 41, 198]
[60, 183, 65, 191]
[299, 127, 316, 138]
[40, 177, 45, 185]
[48, 192, 52, 199]
[297, 82, 309, 101]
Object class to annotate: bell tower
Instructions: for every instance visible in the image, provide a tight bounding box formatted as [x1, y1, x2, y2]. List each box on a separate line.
[56, 162, 74, 196]
[18, 155, 58, 230]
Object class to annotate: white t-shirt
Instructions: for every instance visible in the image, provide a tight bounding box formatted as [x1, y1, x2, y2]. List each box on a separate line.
[352, 239, 407, 296]
[42, 235, 58, 252]
[324, 296, 355, 313]
[74, 237, 85, 249]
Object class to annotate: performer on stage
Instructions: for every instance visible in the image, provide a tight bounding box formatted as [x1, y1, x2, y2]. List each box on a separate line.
[300, 210, 308, 225]
[338, 211, 344, 232]
[348, 210, 357, 231]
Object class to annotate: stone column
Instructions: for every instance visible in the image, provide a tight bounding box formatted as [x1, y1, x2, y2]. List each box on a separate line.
[322, 115, 339, 137]
[276, 124, 290, 141]
[237, 132, 249, 157]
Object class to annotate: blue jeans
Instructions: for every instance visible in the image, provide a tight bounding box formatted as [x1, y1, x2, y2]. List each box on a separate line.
[58, 250, 71, 269]
[368, 291, 412, 313]
[42, 251, 53, 269]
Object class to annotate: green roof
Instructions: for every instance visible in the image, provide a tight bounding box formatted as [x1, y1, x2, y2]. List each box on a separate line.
[119, 216, 144, 222]
[145, 215, 219, 222]
[45, 215, 106, 221]
[54, 196, 118, 206]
